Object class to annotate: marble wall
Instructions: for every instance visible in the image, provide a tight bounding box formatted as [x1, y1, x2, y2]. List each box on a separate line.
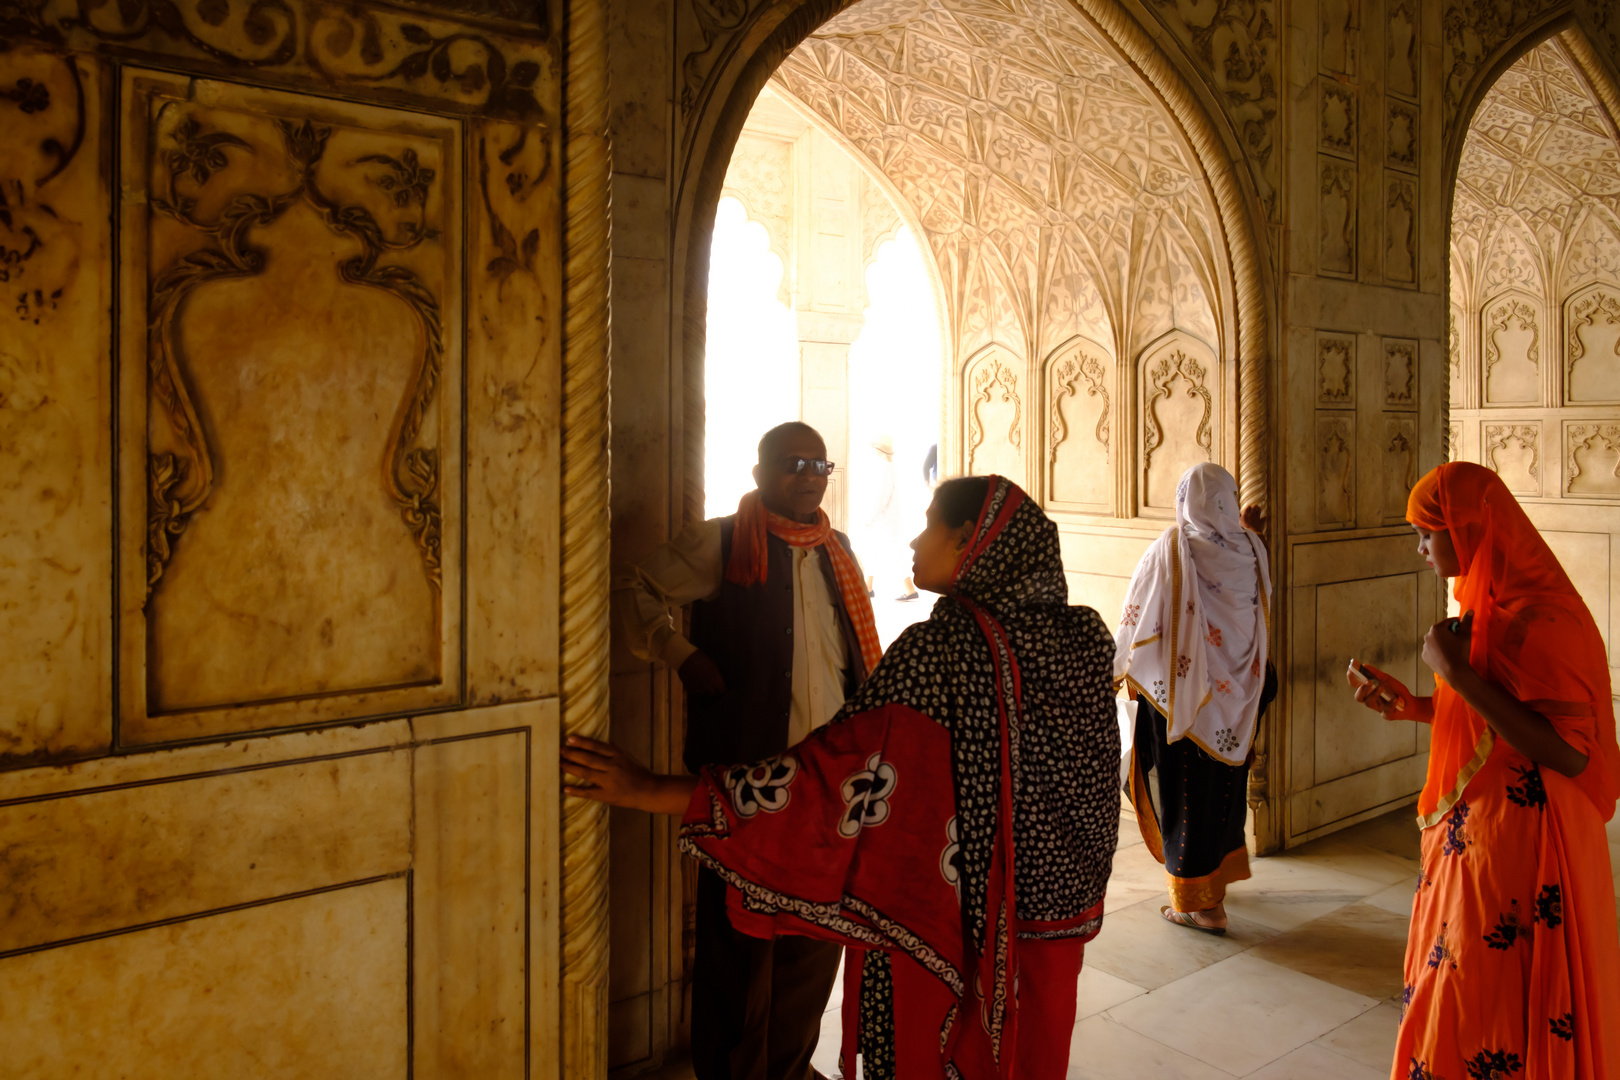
[0, 0, 575, 1072]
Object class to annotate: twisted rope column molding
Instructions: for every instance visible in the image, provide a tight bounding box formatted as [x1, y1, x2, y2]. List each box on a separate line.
[560, 0, 613, 1068]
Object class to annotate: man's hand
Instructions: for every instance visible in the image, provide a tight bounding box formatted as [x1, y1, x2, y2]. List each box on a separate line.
[562, 737, 697, 814]
[679, 650, 727, 696]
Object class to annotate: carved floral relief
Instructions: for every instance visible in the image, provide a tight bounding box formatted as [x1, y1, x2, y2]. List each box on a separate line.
[1565, 422, 1620, 496]
[1484, 421, 1541, 494]
[1385, 174, 1417, 286]
[1565, 285, 1620, 403]
[1384, 417, 1418, 521]
[1319, 157, 1356, 278]
[7, 0, 554, 123]
[1045, 339, 1111, 507]
[1319, 81, 1356, 158]
[1316, 414, 1355, 527]
[1383, 338, 1417, 408]
[1482, 294, 1541, 405]
[965, 347, 1024, 481]
[127, 72, 464, 727]
[1140, 337, 1218, 511]
[1317, 333, 1354, 407]
[1386, 98, 1418, 172]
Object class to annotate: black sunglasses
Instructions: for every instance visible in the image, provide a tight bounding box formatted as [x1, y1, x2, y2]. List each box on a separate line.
[779, 456, 836, 477]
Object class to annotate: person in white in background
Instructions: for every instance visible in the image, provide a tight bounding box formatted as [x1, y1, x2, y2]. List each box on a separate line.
[858, 435, 914, 601]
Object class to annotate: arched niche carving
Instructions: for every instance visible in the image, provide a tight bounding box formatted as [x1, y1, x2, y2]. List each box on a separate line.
[1565, 282, 1620, 404]
[1481, 290, 1543, 406]
[1138, 331, 1220, 516]
[720, 132, 796, 305]
[1043, 335, 1113, 511]
[963, 343, 1026, 485]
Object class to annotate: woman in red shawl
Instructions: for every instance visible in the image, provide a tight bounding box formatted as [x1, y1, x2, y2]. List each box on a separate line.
[1351, 462, 1620, 1079]
[564, 476, 1121, 1079]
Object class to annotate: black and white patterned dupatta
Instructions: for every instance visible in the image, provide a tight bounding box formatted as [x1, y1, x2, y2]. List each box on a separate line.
[678, 477, 1119, 1078]
[833, 476, 1120, 1072]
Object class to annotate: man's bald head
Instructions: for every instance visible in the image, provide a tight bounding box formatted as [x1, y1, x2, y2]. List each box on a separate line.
[757, 421, 824, 466]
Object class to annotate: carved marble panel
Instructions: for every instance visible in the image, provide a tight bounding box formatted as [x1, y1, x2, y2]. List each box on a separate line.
[1385, 101, 1417, 175]
[1316, 332, 1355, 407]
[119, 71, 464, 744]
[1383, 417, 1418, 522]
[1044, 337, 1112, 509]
[1316, 414, 1355, 528]
[1484, 421, 1542, 495]
[1565, 285, 1620, 404]
[1384, 174, 1417, 287]
[1141, 0, 1280, 218]
[1385, 0, 1418, 101]
[1449, 422, 1463, 462]
[1319, 81, 1356, 159]
[964, 345, 1025, 484]
[1319, 157, 1357, 278]
[1482, 293, 1541, 405]
[1320, 0, 1360, 76]
[1382, 338, 1417, 409]
[1564, 422, 1620, 497]
[0, 47, 113, 764]
[1139, 333, 1218, 513]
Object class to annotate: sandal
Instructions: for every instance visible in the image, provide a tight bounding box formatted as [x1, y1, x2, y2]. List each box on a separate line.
[1160, 905, 1227, 935]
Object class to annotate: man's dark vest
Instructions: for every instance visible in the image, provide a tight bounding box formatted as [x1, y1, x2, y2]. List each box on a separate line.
[684, 517, 869, 772]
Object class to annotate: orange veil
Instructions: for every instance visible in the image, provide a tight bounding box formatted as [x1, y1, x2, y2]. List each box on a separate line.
[1406, 462, 1619, 825]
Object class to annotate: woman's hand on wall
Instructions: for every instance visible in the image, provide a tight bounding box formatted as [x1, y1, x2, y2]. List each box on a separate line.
[563, 737, 699, 814]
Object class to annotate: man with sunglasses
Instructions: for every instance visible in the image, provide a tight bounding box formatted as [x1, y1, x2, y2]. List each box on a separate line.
[612, 420, 882, 1080]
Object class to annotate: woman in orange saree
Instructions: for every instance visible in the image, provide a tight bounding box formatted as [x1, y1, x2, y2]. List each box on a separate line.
[1352, 462, 1620, 1079]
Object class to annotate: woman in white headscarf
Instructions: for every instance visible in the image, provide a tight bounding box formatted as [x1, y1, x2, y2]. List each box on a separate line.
[1114, 462, 1276, 933]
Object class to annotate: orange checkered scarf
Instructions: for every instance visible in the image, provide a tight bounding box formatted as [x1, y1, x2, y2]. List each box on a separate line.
[726, 490, 883, 675]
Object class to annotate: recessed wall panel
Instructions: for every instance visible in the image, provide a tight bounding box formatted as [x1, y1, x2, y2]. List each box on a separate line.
[117, 71, 464, 744]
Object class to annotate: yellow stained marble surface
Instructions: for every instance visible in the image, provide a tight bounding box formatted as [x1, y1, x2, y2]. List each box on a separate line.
[0, 748, 410, 952]
[0, 877, 409, 1078]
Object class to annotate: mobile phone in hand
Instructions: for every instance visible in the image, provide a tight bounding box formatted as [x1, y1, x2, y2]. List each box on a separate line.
[1347, 659, 1401, 710]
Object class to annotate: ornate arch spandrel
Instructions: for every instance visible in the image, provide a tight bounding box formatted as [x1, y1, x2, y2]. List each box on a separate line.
[560, 0, 612, 1071]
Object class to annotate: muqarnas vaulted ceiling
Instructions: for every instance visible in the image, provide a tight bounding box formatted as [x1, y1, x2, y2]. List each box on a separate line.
[770, 0, 1232, 368]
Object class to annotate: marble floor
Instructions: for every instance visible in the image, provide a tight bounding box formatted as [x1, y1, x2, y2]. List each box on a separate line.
[651, 803, 1620, 1080]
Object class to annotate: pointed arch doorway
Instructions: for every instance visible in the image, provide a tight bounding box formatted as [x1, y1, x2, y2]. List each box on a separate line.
[676, 0, 1278, 838]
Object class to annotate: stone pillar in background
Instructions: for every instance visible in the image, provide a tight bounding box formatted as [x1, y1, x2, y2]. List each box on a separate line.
[793, 127, 870, 532]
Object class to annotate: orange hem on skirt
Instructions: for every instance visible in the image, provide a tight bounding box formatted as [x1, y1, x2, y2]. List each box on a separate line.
[1167, 845, 1251, 912]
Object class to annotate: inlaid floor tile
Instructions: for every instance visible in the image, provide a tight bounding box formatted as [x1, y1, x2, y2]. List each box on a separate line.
[1084, 898, 1280, 990]
[1243, 1041, 1387, 1080]
[1315, 1001, 1401, 1072]
[1248, 903, 1411, 1000]
[1066, 1014, 1235, 1080]
[1364, 880, 1417, 919]
[1074, 963, 1147, 1020]
[1223, 854, 1390, 932]
[1107, 953, 1379, 1077]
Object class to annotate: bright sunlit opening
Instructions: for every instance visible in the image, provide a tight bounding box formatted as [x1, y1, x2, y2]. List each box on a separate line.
[705, 196, 943, 646]
[705, 197, 801, 520]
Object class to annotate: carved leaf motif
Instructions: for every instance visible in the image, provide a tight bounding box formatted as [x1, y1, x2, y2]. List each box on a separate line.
[1143, 348, 1213, 468]
[1048, 348, 1110, 463]
[1317, 336, 1353, 404]
[1566, 288, 1620, 395]
[143, 112, 447, 600]
[1565, 423, 1620, 494]
[1317, 416, 1354, 526]
[1484, 423, 1541, 489]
